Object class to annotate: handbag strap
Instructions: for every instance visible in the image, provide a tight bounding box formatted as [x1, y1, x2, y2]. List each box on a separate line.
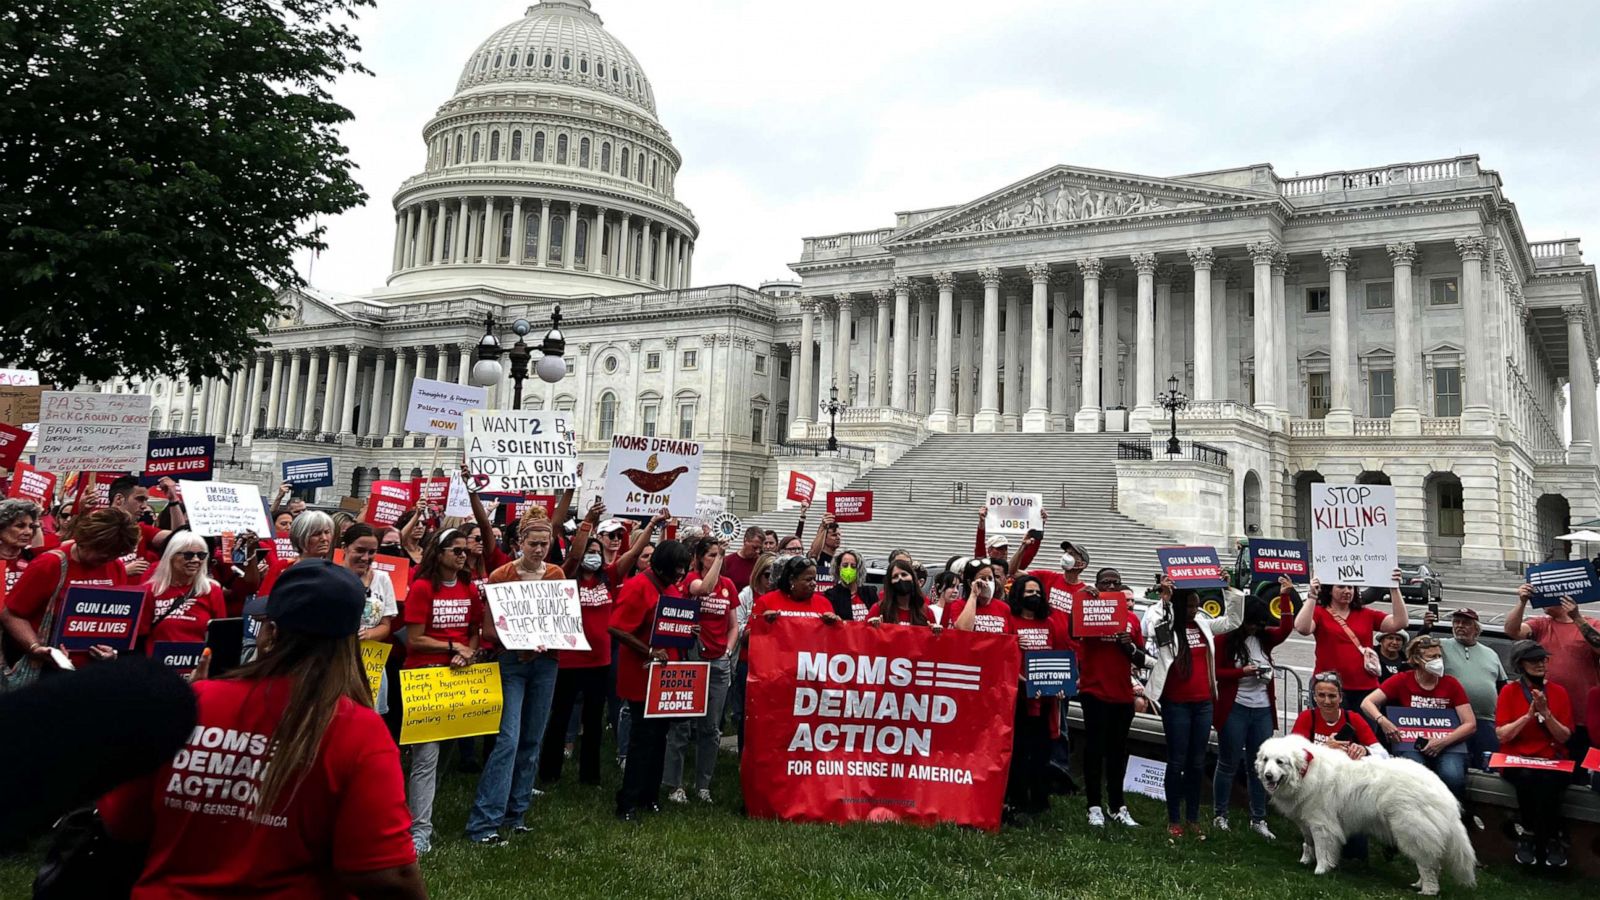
[1331, 612, 1368, 653]
[36, 548, 71, 644]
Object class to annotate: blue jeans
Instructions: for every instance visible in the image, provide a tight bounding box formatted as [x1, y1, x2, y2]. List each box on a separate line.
[1396, 747, 1468, 799]
[465, 654, 558, 839]
[1160, 699, 1213, 825]
[1466, 723, 1499, 770]
[1214, 704, 1273, 821]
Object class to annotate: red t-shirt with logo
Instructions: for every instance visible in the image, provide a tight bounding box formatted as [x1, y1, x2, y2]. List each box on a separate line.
[946, 597, 1015, 635]
[1495, 681, 1573, 759]
[562, 574, 614, 670]
[1074, 605, 1143, 704]
[3, 544, 128, 632]
[141, 583, 229, 647]
[1292, 708, 1378, 746]
[1378, 670, 1469, 711]
[403, 578, 481, 668]
[1028, 571, 1094, 616]
[679, 574, 739, 660]
[1313, 605, 1387, 691]
[99, 677, 415, 898]
[749, 589, 833, 635]
[1161, 625, 1213, 703]
[611, 572, 681, 702]
[1013, 610, 1073, 653]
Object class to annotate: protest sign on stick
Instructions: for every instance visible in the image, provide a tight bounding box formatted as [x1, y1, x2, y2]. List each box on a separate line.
[1524, 560, 1600, 607]
[826, 490, 873, 523]
[399, 664, 503, 745]
[184, 482, 272, 537]
[404, 377, 486, 437]
[7, 462, 55, 505]
[483, 580, 590, 651]
[34, 392, 151, 473]
[465, 410, 578, 493]
[1309, 484, 1397, 587]
[644, 662, 710, 718]
[603, 434, 701, 517]
[984, 491, 1043, 538]
[50, 586, 146, 652]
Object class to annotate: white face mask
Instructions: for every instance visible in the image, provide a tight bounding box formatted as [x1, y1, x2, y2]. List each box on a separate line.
[1423, 658, 1445, 677]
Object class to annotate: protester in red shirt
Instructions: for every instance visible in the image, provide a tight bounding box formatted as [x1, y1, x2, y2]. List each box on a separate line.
[1293, 568, 1408, 719]
[1292, 672, 1381, 758]
[402, 529, 481, 853]
[1, 507, 137, 671]
[609, 540, 693, 821]
[139, 532, 229, 651]
[0, 499, 43, 603]
[107, 475, 185, 582]
[99, 560, 424, 898]
[1027, 540, 1092, 616]
[721, 525, 763, 593]
[750, 556, 841, 633]
[261, 511, 335, 597]
[1004, 574, 1076, 821]
[1494, 640, 1574, 866]
[1362, 634, 1476, 798]
[1070, 566, 1147, 828]
[1507, 587, 1600, 765]
[664, 536, 741, 805]
[949, 558, 1013, 635]
[540, 534, 614, 787]
[867, 559, 940, 627]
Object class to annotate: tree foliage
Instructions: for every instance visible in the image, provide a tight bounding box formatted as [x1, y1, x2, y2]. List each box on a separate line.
[0, 0, 373, 386]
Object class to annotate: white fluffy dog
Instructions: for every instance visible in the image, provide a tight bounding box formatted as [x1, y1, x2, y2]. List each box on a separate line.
[1255, 735, 1476, 895]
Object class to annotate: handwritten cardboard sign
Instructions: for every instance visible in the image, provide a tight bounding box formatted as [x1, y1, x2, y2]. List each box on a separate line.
[1524, 560, 1600, 607]
[51, 585, 146, 652]
[826, 490, 873, 523]
[483, 579, 589, 651]
[1071, 591, 1127, 637]
[1022, 650, 1078, 698]
[644, 662, 710, 718]
[1158, 546, 1226, 588]
[985, 491, 1043, 537]
[465, 409, 578, 493]
[786, 472, 816, 503]
[1309, 484, 1397, 587]
[604, 434, 702, 517]
[404, 377, 486, 436]
[360, 640, 390, 701]
[398, 663, 503, 745]
[0, 369, 40, 387]
[282, 457, 335, 489]
[184, 481, 272, 537]
[1248, 538, 1310, 584]
[34, 391, 151, 473]
[0, 385, 45, 428]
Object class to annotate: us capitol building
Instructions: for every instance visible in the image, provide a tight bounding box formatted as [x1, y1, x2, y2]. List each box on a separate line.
[97, 0, 1599, 570]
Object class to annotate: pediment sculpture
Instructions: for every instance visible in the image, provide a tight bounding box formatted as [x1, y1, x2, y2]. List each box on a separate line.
[943, 183, 1206, 235]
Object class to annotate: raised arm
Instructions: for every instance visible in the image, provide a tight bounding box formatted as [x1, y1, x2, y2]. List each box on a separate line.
[1293, 578, 1319, 635]
[1505, 585, 1533, 639]
[688, 542, 726, 597]
[1211, 586, 1246, 636]
[793, 499, 809, 538]
[1377, 568, 1408, 634]
[973, 507, 987, 558]
[808, 512, 833, 559]
[614, 508, 665, 578]
[561, 498, 605, 578]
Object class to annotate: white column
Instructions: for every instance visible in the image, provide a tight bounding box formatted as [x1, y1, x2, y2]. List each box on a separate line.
[999, 280, 1020, 430]
[1566, 305, 1596, 463]
[592, 207, 606, 275]
[281, 351, 303, 430]
[195, 379, 212, 434]
[1323, 247, 1354, 434]
[1024, 262, 1051, 432]
[929, 272, 957, 432]
[453, 198, 470, 263]
[1456, 237, 1493, 432]
[890, 277, 912, 410]
[366, 351, 388, 438]
[299, 350, 321, 432]
[817, 302, 835, 406]
[795, 298, 817, 429]
[387, 349, 409, 438]
[1075, 258, 1104, 432]
[478, 197, 496, 263]
[974, 266, 1003, 432]
[1131, 252, 1157, 431]
[245, 354, 267, 433]
[833, 293, 852, 402]
[914, 285, 933, 416]
[564, 202, 580, 269]
[786, 341, 802, 433]
[871, 288, 891, 407]
[1102, 272, 1121, 409]
[642, 220, 656, 282]
[1189, 248, 1215, 401]
[509, 198, 526, 266]
[340, 349, 360, 434]
[1050, 276, 1070, 427]
[320, 354, 340, 433]
[1247, 241, 1279, 416]
[414, 203, 430, 267]
[400, 206, 416, 269]
[957, 288, 976, 430]
[684, 242, 694, 286]
[1387, 241, 1421, 433]
[654, 225, 666, 285]
[431, 201, 447, 265]
[391, 212, 406, 272]
[1272, 253, 1290, 415]
[618, 213, 632, 278]
[536, 199, 551, 267]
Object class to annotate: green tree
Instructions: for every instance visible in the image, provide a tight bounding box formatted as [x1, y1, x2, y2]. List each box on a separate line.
[0, 0, 372, 387]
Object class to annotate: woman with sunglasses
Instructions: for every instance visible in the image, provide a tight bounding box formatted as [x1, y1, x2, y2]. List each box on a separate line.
[1073, 566, 1147, 829]
[139, 532, 229, 653]
[340, 524, 399, 717]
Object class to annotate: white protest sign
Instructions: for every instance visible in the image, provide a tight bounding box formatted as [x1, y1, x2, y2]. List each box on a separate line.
[184, 481, 272, 537]
[404, 377, 486, 437]
[465, 409, 578, 492]
[984, 491, 1044, 538]
[603, 434, 702, 517]
[1309, 483, 1398, 587]
[444, 472, 474, 518]
[1122, 755, 1167, 801]
[0, 369, 40, 386]
[484, 579, 590, 651]
[34, 392, 152, 473]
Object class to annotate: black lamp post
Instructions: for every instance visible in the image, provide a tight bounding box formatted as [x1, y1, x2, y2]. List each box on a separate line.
[820, 381, 847, 453]
[472, 306, 567, 408]
[1157, 374, 1189, 457]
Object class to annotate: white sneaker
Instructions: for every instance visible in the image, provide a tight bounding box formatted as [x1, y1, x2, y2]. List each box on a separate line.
[1250, 820, 1276, 840]
[1110, 806, 1139, 827]
[1212, 815, 1231, 832]
[666, 787, 688, 804]
[696, 789, 714, 804]
[1087, 806, 1105, 827]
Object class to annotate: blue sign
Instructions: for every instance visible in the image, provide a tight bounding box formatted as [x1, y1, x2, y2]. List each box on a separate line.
[1247, 538, 1310, 584]
[1525, 560, 1600, 607]
[650, 594, 700, 650]
[1385, 705, 1466, 753]
[282, 456, 335, 489]
[1022, 650, 1078, 699]
[1158, 547, 1226, 588]
[150, 641, 207, 673]
[139, 435, 215, 486]
[50, 585, 146, 652]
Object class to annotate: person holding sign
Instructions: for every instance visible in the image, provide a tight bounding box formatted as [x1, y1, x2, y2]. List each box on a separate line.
[402, 530, 482, 853]
[340, 525, 399, 716]
[1494, 641, 1574, 867]
[1359, 634, 1475, 799]
[805, 513, 843, 588]
[138, 533, 228, 652]
[99, 560, 425, 899]
[540, 534, 615, 786]
[749, 556, 840, 634]
[1004, 574, 1076, 820]
[663, 535, 741, 806]
[1073, 567, 1148, 829]
[1293, 568, 1408, 721]
[1212, 583, 1297, 838]
[2, 507, 138, 673]
[1507, 586, 1600, 765]
[107, 475, 186, 581]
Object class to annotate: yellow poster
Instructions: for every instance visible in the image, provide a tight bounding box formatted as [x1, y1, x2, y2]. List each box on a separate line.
[399, 663, 503, 745]
[360, 640, 390, 702]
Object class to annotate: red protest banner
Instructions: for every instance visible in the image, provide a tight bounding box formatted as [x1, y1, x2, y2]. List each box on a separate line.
[413, 476, 451, 508]
[1489, 753, 1576, 773]
[1072, 591, 1127, 637]
[73, 471, 123, 513]
[364, 480, 417, 527]
[644, 662, 710, 718]
[0, 422, 28, 470]
[333, 549, 412, 601]
[826, 490, 873, 523]
[786, 472, 816, 503]
[742, 619, 1018, 832]
[8, 462, 56, 505]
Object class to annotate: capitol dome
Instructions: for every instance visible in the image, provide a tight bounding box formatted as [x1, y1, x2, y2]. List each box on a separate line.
[384, 0, 698, 298]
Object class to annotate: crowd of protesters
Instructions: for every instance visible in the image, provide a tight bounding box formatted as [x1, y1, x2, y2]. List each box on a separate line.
[2, 467, 1598, 893]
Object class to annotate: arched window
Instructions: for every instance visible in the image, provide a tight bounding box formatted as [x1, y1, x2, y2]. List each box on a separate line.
[579, 56, 589, 74]
[611, 66, 619, 83]
[597, 392, 617, 440]
[561, 53, 571, 70]
[635, 154, 644, 181]
[556, 134, 568, 164]
[625, 71, 632, 88]
[600, 142, 611, 172]
[489, 131, 500, 161]
[597, 61, 606, 79]
[508, 50, 519, 67]
[470, 132, 481, 162]
[454, 134, 463, 164]
[575, 220, 589, 267]
[579, 137, 590, 168]
[510, 130, 522, 161]
[649, 159, 657, 187]
[543, 51, 553, 68]
[619, 147, 630, 176]
[523, 214, 539, 261]
[533, 131, 545, 162]
[492, 51, 502, 68]
[442, 218, 453, 261]
[549, 215, 565, 260]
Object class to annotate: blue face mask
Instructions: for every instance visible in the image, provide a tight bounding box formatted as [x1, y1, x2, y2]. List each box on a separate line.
[581, 553, 603, 571]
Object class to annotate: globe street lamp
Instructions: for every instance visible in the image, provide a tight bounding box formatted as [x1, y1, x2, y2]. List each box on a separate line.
[820, 381, 847, 453]
[1158, 373, 1188, 458]
[471, 306, 567, 409]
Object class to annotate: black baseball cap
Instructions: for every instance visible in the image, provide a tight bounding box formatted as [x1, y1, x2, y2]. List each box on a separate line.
[264, 559, 365, 637]
[1509, 640, 1550, 669]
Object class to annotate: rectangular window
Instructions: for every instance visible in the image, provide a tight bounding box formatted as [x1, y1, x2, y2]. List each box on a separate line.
[682, 350, 697, 369]
[1434, 366, 1462, 416]
[1368, 369, 1395, 417]
[1365, 282, 1393, 310]
[677, 403, 695, 439]
[1429, 277, 1459, 307]
[1243, 291, 1255, 318]
[641, 404, 657, 438]
[1307, 372, 1330, 419]
[645, 352, 660, 372]
[748, 476, 762, 513]
[779, 357, 791, 378]
[750, 409, 764, 443]
[1305, 287, 1330, 314]
[775, 409, 788, 438]
[1438, 483, 1465, 537]
[849, 322, 857, 341]
[755, 354, 767, 375]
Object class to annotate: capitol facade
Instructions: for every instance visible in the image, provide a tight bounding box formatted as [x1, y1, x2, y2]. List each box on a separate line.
[92, 0, 1599, 570]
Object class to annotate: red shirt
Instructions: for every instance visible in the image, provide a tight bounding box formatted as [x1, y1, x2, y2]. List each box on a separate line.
[749, 589, 833, 635]
[1526, 615, 1600, 726]
[681, 574, 739, 660]
[119, 522, 162, 582]
[1161, 625, 1213, 703]
[3, 544, 127, 632]
[1074, 606, 1143, 704]
[1013, 610, 1074, 653]
[1495, 681, 1573, 759]
[611, 572, 679, 702]
[403, 579, 481, 668]
[1292, 708, 1378, 746]
[721, 551, 757, 593]
[1, 549, 36, 599]
[946, 597, 1014, 635]
[1312, 605, 1387, 691]
[1028, 571, 1093, 616]
[1377, 670, 1469, 711]
[100, 677, 415, 898]
[562, 575, 614, 670]
[865, 601, 935, 625]
[141, 583, 229, 647]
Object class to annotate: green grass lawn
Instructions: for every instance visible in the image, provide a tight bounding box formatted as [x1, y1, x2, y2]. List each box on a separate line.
[0, 738, 1571, 899]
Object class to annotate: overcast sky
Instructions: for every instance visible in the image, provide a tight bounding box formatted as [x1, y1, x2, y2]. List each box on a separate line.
[305, 0, 1600, 296]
